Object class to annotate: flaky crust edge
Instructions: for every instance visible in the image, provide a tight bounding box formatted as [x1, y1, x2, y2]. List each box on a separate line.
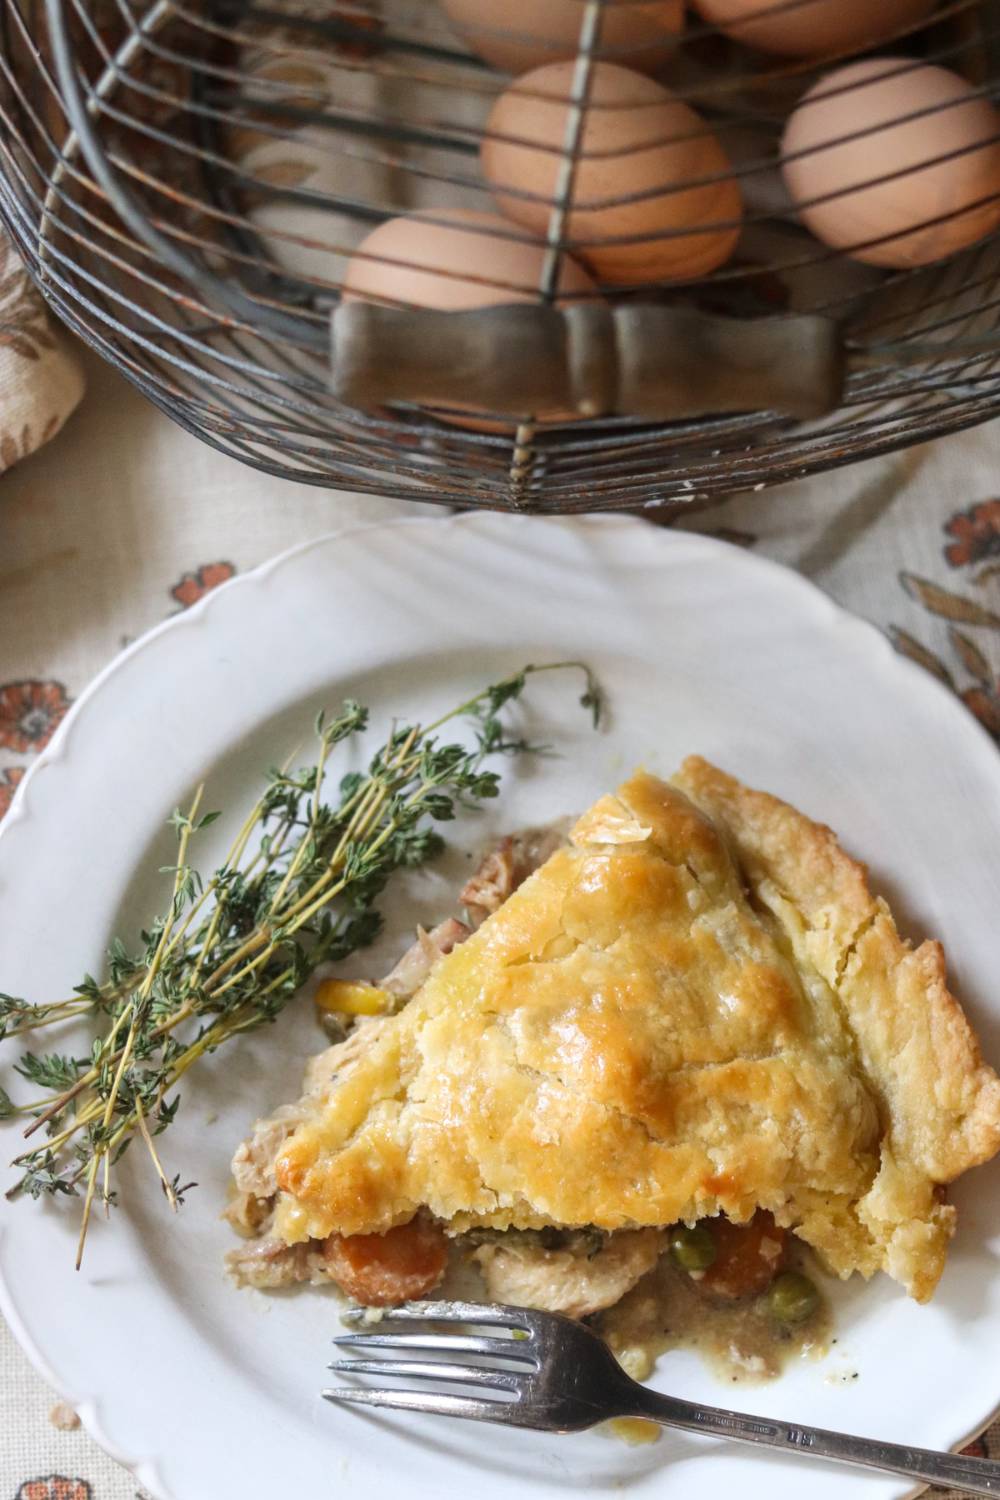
[674, 755, 1000, 1300]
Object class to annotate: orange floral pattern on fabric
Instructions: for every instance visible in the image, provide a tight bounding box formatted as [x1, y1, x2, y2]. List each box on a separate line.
[170, 561, 236, 608]
[944, 500, 1000, 569]
[17, 1479, 92, 1500]
[0, 681, 70, 754]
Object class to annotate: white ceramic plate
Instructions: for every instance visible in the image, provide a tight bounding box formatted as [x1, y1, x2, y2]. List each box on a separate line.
[2, 514, 1000, 1500]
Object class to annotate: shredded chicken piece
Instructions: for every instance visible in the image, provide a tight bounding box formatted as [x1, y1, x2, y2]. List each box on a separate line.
[460, 839, 516, 927]
[460, 825, 569, 927]
[224, 1236, 329, 1290]
[230, 1104, 306, 1199]
[301, 1018, 388, 1096]
[473, 1229, 665, 1319]
[381, 916, 470, 999]
[223, 1189, 274, 1239]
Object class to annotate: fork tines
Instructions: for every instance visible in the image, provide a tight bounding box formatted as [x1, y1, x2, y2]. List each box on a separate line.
[341, 1300, 535, 1328]
[323, 1300, 541, 1424]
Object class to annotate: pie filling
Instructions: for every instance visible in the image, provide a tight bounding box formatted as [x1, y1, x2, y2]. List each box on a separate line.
[225, 761, 1000, 1381]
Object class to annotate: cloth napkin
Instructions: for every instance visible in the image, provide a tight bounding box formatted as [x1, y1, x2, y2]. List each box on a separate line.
[0, 234, 84, 477]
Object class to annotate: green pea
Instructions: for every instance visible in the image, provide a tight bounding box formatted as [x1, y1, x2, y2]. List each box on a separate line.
[767, 1271, 819, 1325]
[669, 1224, 717, 1272]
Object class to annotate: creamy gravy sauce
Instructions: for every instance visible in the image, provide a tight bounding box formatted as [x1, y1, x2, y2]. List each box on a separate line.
[598, 1244, 832, 1388]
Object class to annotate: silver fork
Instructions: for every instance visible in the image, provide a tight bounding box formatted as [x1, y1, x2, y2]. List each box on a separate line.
[324, 1300, 1000, 1496]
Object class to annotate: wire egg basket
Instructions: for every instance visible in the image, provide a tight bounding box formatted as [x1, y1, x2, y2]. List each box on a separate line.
[3, 0, 1000, 510]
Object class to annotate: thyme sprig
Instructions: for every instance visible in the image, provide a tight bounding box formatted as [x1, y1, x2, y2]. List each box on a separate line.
[1, 662, 601, 1265]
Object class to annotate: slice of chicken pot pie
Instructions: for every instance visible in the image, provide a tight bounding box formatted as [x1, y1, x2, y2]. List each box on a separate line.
[226, 762, 1000, 1316]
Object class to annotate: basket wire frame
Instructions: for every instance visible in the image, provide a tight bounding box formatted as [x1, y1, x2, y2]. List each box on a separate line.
[1, 0, 1000, 508]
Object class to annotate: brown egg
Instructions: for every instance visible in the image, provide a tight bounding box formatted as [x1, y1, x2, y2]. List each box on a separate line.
[691, 0, 934, 58]
[439, 0, 684, 76]
[480, 60, 742, 285]
[781, 61, 1000, 269]
[341, 208, 597, 429]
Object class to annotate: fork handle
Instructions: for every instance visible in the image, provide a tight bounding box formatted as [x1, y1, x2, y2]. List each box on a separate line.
[630, 1390, 1000, 1496]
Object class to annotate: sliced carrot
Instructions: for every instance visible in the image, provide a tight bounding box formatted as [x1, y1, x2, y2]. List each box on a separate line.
[322, 1217, 448, 1306]
[696, 1210, 788, 1300]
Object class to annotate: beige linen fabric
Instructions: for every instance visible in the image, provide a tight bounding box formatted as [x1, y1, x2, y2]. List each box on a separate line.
[0, 345, 998, 1495]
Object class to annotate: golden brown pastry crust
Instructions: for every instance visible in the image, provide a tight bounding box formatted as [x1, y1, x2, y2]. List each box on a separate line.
[272, 764, 1000, 1301]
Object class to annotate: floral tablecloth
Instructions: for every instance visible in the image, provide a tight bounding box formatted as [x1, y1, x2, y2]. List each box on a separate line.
[1, 343, 998, 1499]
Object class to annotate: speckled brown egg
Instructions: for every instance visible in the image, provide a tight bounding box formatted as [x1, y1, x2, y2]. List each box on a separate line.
[691, 0, 934, 58]
[439, 0, 684, 76]
[480, 60, 742, 285]
[781, 60, 1000, 268]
